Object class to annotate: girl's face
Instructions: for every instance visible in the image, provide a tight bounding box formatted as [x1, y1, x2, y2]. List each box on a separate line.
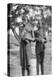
[34, 26, 38, 31]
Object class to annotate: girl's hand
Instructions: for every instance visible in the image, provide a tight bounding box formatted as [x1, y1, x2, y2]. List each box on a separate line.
[25, 40, 29, 43]
[11, 26, 15, 32]
[42, 38, 47, 43]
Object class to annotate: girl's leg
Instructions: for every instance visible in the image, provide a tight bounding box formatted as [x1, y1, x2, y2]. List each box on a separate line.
[40, 52, 44, 75]
[36, 58, 39, 75]
[22, 43, 26, 76]
[26, 54, 30, 76]
[41, 61, 44, 74]
[25, 44, 30, 76]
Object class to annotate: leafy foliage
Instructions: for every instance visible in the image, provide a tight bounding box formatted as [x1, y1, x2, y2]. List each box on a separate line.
[8, 4, 52, 32]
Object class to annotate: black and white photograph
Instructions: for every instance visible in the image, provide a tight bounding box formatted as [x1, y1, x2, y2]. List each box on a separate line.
[7, 3, 52, 77]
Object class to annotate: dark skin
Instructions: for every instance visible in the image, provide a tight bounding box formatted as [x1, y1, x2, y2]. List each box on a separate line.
[34, 30, 47, 75]
[11, 27, 20, 42]
[11, 26, 47, 75]
[11, 26, 31, 76]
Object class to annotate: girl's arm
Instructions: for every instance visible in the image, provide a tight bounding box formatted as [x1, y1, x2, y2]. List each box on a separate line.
[11, 27, 20, 43]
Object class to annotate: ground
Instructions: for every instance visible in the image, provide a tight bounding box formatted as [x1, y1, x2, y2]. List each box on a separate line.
[9, 34, 52, 76]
